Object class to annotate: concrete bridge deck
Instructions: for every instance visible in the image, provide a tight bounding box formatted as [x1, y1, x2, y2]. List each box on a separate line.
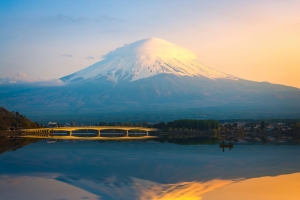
[20, 126, 159, 138]
[21, 135, 158, 140]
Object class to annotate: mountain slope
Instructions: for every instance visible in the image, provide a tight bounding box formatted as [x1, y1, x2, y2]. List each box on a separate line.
[0, 38, 300, 122]
[1, 74, 300, 122]
[61, 38, 237, 84]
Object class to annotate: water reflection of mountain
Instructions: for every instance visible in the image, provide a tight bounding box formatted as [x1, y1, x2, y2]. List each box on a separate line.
[55, 175, 235, 200]
[1, 139, 300, 199]
[202, 173, 300, 200]
[2, 172, 299, 200]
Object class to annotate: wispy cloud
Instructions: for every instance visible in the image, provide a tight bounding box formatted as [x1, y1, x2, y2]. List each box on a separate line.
[7, 72, 36, 83]
[0, 72, 65, 86]
[46, 14, 125, 25]
[96, 15, 125, 23]
[61, 54, 73, 58]
[86, 56, 94, 59]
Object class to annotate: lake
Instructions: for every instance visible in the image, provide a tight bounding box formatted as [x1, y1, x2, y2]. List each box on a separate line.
[1, 138, 300, 200]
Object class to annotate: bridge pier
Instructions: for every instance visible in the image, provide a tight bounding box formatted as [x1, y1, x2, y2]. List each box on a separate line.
[69, 131, 72, 136]
[146, 131, 149, 136]
[126, 130, 128, 137]
[97, 130, 101, 137]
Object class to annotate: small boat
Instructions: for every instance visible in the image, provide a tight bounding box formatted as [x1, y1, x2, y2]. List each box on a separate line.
[220, 140, 234, 152]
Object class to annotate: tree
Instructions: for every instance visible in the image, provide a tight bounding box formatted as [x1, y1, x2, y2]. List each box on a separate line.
[238, 129, 245, 138]
[261, 121, 265, 130]
[0, 119, 8, 131]
[292, 122, 300, 130]
[213, 129, 220, 139]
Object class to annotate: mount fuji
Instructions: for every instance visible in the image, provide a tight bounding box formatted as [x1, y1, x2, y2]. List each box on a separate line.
[1, 38, 300, 122]
[61, 38, 237, 84]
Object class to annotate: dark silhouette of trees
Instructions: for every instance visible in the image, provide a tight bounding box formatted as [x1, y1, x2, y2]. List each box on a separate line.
[151, 119, 220, 131]
[292, 122, 300, 130]
[153, 122, 167, 129]
[261, 120, 265, 130]
[0, 107, 40, 131]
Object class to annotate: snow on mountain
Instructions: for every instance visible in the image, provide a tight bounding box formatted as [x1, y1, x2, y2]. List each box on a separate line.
[61, 38, 238, 84]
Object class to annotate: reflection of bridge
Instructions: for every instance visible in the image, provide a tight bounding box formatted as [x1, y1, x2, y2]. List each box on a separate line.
[21, 126, 159, 138]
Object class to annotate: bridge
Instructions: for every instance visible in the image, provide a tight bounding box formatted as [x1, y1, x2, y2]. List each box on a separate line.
[20, 126, 159, 139]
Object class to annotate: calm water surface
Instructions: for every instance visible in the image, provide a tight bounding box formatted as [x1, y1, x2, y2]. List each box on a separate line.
[1, 139, 300, 200]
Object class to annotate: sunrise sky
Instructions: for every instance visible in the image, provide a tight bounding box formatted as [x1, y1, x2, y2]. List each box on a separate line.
[1, 0, 300, 88]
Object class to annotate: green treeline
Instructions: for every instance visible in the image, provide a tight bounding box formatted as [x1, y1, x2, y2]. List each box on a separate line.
[0, 107, 40, 131]
[150, 119, 220, 130]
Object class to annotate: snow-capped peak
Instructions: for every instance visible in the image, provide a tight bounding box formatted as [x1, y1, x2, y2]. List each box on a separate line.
[61, 37, 237, 83]
[104, 37, 197, 60]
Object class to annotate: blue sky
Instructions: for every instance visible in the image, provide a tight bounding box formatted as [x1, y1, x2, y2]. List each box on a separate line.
[1, 0, 300, 87]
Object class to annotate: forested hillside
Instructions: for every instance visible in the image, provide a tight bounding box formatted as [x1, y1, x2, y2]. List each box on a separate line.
[150, 119, 220, 130]
[0, 107, 39, 131]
